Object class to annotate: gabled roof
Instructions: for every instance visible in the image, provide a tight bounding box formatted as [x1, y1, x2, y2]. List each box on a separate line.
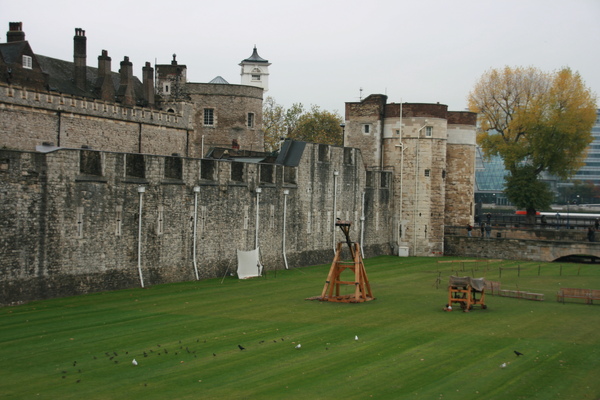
[241, 46, 269, 64]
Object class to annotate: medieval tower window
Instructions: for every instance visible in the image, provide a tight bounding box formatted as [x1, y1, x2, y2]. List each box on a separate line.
[115, 206, 122, 236]
[157, 206, 164, 235]
[424, 169, 431, 177]
[425, 126, 433, 137]
[22, 55, 32, 69]
[247, 113, 255, 128]
[204, 108, 214, 126]
[76, 207, 84, 239]
[363, 124, 370, 134]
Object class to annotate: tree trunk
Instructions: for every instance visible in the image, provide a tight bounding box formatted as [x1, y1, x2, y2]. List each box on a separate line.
[526, 208, 537, 226]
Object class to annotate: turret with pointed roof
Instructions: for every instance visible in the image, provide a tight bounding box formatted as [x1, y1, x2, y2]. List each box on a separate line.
[239, 46, 270, 92]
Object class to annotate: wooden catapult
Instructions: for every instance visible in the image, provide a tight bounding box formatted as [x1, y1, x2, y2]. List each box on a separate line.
[447, 276, 487, 312]
[313, 220, 374, 303]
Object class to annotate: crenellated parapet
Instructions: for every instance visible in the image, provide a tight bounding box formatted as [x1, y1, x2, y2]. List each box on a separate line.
[0, 82, 194, 130]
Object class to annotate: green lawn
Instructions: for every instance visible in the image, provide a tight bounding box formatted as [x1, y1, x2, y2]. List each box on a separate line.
[1, 256, 599, 399]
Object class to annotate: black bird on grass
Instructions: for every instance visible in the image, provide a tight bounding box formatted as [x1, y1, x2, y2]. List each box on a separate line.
[514, 350, 524, 357]
[238, 345, 246, 351]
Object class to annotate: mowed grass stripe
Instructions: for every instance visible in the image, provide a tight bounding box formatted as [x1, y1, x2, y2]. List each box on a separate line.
[1, 256, 599, 399]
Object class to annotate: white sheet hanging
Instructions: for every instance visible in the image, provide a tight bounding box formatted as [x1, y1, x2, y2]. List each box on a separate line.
[236, 248, 263, 279]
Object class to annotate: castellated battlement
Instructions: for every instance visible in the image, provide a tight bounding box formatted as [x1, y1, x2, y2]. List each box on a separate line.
[0, 82, 195, 157]
[0, 83, 193, 129]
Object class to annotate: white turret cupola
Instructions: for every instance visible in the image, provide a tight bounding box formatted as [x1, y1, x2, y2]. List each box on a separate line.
[239, 46, 270, 92]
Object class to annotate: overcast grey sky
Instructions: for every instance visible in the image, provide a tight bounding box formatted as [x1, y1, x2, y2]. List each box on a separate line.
[2, 0, 599, 114]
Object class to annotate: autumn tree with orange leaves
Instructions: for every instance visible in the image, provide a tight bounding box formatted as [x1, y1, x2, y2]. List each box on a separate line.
[469, 66, 597, 219]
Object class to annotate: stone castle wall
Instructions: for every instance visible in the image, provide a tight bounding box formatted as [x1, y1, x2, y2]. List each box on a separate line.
[0, 144, 391, 305]
[0, 83, 193, 156]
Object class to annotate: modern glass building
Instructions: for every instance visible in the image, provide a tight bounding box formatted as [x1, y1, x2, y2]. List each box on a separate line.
[568, 109, 600, 184]
[475, 109, 600, 205]
[474, 148, 509, 205]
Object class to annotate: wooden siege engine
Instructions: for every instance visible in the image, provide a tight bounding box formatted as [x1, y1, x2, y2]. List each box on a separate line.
[447, 276, 487, 312]
[315, 220, 374, 303]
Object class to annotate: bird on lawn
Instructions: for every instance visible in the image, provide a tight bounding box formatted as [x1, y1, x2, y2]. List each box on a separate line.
[514, 351, 524, 357]
[132, 359, 138, 366]
[295, 344, 301, 349]
[355, 335, 359, 341]
[238, 345, 246, 351]
[500, 363, 507, 368]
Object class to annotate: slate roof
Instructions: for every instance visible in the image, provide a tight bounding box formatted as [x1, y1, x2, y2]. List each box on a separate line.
[36, 54, 145, 102]
[241, 47, 269, 64]
[0, 41, 28, 64]
[209, 75, 229, 84]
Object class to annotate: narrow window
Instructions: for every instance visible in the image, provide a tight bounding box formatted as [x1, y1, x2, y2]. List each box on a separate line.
[243, 206, 249, 230]
[115, 206, 122, 236]
[157, 206, 164, 235]
[165, 84, 169, 93]
[425, 126, 433, 137]
[269, 205, 275, 229]
[22, 55, 32, 69]
[247, 113, 255, 128]
[76, 207, 84, 239]
[200, 206, 207, 234]
[204, 108, 214, 126]
[363, 124, 370, 134]
[424, 169, 431, 177]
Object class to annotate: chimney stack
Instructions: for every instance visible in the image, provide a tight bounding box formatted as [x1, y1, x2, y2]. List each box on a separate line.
[142, 62, 155, 107]
[7, 22, 25, 42]
[73, 28, 87, 92]
[95, 50, 115, 102]
[117, 56, 135, 106]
